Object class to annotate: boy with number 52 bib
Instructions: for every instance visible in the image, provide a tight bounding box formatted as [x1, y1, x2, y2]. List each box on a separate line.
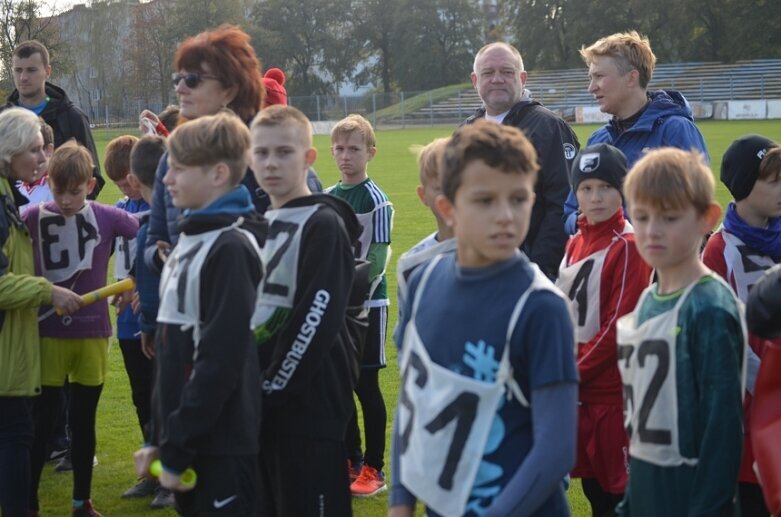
[557, 143, 651, 515]
[24, 141, 139, 516]
[391, 120, 578, 517]
[618, 148, 746, 516]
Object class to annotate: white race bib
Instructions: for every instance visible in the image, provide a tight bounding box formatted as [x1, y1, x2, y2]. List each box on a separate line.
[252, 205, 319, 329]
[617, 276, 746, 467]
[722, 230, 777, 302]
[396, 235, 456, 311]
[160, 224, 261, 348]
[557, 222, 634, 343]
[114, 235, 136, 280]
[37, 203, 100, 284]
[399, 256, 556, 515]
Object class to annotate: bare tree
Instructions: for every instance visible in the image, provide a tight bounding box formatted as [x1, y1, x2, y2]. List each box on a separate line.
[126, 0, 176, 110]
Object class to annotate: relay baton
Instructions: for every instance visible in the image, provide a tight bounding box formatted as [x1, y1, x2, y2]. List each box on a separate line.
[55, 277, 135, 315]
[149, 459, 197, 488]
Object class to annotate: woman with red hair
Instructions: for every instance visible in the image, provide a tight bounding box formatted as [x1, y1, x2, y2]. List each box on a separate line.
[132, 24, 267, 509]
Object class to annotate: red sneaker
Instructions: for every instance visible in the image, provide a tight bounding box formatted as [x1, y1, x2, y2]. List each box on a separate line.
[350, 465, 387, 497]
[347, 459, 362, 483]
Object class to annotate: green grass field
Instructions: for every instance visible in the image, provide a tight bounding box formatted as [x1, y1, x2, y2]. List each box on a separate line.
[36, 119, 781, 516]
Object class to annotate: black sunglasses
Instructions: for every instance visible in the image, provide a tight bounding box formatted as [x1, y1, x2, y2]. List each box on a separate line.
[171, 72, 218, 89]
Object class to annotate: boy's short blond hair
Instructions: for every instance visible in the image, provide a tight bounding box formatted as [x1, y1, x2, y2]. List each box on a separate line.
[251, 105, 313, 148]
[442, 120, 538, 202]
[759, 147, 781, 181]
[417, 137, 449, 185]
[624, 148, 714, 215]
[105, 135, 139, 182]
[168, 111, 251, 186]
[580, 31, 656, 89]
[330, 114, 376, 148]
[48, 140, 94, 190]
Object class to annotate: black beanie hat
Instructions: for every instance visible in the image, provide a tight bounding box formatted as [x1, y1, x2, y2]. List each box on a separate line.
[570, 143, 629, 192]
[721, 134, 779, 201]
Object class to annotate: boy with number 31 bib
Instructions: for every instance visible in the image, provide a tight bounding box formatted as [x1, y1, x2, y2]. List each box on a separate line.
[134, 112, 264, 516]
[390, 120, 578, 517]
[617, 148, 745, 516]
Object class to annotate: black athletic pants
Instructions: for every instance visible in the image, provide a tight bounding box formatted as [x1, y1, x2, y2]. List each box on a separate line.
[118, 338, 153, 441]
[0, 397, 33, 517]
[346, 368, 386, 470]
[30, 384, 102, 510]
[258, 425, 351, 516]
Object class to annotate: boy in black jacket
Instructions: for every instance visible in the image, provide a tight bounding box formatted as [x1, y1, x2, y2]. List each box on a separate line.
[133, 112, 264, 516]
[250, 105, 360, 516]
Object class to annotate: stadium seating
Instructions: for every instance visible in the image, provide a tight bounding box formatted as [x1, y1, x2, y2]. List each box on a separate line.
[406, 59, 781, 123]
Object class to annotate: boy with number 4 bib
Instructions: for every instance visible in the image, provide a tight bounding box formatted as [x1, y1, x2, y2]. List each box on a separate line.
[251, 106, 361, 516]
[617, 148, 746, 516]
[133, 112, 264, 516]
[391, 120, 578, 517]
[24, 141, 139, 516]
[557, 143, 651, 516]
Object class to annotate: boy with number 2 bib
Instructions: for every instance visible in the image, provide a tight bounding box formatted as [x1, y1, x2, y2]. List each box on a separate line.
[251, 106, 361, 516]
[391, 120, 578, 517]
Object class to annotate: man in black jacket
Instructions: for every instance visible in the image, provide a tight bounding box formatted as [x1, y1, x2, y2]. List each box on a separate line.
[6, 40, 104, 198]
[464, 42, 579, 279]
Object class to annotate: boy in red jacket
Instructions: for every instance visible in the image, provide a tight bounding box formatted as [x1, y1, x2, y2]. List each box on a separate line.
[702, 134, 780, 516]
[557, 143, 651, 515]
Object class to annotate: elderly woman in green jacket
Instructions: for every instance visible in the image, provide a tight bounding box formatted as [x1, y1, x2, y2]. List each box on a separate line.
[0, 107, 82, 517]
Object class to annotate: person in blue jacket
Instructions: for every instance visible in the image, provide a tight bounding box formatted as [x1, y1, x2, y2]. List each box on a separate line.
[563, 31, 709, 235]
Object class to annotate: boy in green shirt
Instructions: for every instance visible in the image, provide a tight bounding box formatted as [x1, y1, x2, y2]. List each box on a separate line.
[328, 114, 393, 496]
[617, 148, 745, 516]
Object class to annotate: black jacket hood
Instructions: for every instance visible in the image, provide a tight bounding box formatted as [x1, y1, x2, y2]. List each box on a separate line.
[279, 193, 363, 246]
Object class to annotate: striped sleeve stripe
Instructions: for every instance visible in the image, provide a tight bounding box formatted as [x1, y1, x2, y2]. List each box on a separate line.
[366, 181, 392, 243]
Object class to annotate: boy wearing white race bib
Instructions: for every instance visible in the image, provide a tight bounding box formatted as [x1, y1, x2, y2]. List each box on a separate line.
[702, 134, 780, 517]
[391, 120, 578, 517]
[23, 141, 139, 516]
[328, 114, 393, 496]
[103, 135, 159, 501]
[17, 118, 54, 216]
[558, 143, 651, 515]
[396, 137, 456, 325]
[618, 148, 745, 516]
[133, 113, 264, 516]
[251, 106, 361, 516]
